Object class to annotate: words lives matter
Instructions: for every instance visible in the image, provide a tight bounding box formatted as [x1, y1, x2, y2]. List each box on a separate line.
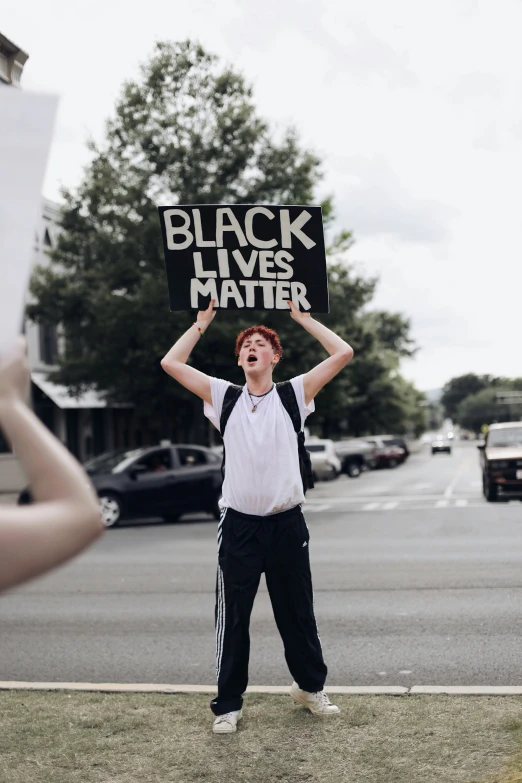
[158, 205, 330, 312]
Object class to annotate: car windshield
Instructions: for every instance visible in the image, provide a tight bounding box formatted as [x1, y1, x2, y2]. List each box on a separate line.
[306, 444, 326, 452]
[488, 427, 522, 447]
[83, 449, 145, 475]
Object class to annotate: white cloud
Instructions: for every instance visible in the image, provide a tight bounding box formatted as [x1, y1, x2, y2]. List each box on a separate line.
[333, 155, 458, 244]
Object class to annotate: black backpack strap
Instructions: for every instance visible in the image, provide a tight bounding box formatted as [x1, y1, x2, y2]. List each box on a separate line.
[276, 381, 314, 492]
[219, 384, 243, 484]
[220, 384, 243, 436]
[219, 383, 243, 437]
[275, 380, 302, 433]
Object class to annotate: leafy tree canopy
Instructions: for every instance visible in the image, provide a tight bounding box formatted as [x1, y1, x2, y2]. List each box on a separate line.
[28, 40, 423, 443]
[441, 374, 492, 421]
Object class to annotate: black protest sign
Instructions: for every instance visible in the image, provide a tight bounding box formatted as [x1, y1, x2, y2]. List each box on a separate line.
[158, 205, 329, 312]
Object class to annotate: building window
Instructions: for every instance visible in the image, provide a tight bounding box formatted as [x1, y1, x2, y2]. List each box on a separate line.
[39, 324, 58, 365]
[43, 228, 52, 247]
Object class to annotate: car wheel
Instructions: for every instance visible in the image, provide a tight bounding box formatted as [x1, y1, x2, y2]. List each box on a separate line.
[346, 462, 361, 478]
[388, 458, 398, 468]
[483, 476, 498, 502]
[99, 492, 123, 528]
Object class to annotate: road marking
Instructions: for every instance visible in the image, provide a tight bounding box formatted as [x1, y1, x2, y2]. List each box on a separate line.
[309, 497, 522, 513]
[309, 495, 478, 504]
[330, 500, 522, 513]
[443, 457, 474, 498]
[354, 486, 391, 495]
[306, 504, 330, 512]
[306, 490, 448, 505]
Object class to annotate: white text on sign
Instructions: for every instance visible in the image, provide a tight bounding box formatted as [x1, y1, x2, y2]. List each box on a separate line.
[163, 207, 314, 309]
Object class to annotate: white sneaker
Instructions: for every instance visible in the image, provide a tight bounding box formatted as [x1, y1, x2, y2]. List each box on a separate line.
[290, 682, 340, 715]
[212, 709, 243, 734]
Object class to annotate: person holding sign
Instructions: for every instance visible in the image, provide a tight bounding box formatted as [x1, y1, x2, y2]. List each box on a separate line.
[162, 297, 353, 733]
[0, 339, 104, 593]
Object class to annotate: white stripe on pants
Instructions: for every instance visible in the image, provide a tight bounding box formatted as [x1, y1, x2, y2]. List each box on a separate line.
[215, 507, 228, 678]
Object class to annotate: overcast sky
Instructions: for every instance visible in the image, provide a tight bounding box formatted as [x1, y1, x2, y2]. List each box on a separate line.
[4, 0, 522, 391]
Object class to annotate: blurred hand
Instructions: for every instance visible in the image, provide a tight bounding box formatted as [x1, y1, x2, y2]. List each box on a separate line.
[0, 337, 30, 406]
[196, 299, 217, 330]
[287, 299, 312, 325]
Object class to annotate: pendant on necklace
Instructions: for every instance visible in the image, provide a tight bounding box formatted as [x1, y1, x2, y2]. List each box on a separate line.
[251, 406, 257, 413]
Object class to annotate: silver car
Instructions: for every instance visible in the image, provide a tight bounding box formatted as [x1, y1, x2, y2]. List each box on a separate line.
[305, 439, 342, 481]
[431, 435, 452, 455]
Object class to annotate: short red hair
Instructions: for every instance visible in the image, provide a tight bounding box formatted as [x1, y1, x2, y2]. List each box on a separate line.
[235, 326, 283, 358]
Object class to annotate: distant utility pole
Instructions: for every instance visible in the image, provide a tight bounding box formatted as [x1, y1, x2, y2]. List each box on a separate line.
[0, 32, 28, 87]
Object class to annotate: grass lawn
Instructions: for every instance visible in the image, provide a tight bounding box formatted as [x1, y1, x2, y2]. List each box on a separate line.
[2, 691, 522, 782]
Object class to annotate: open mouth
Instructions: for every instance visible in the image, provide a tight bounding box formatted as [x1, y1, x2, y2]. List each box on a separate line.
[247, 355, 258, 364]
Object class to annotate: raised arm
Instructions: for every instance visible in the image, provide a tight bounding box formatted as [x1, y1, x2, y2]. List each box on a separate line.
[287, 301, 354, 406]
[0, 338, 103, 593]
[160, 300, 217, 405]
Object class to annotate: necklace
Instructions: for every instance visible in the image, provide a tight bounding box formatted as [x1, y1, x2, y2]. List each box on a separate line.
[247, 384, 274, 413]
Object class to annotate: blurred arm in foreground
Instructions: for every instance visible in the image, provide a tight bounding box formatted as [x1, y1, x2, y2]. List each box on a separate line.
[0, 338, 104, 593]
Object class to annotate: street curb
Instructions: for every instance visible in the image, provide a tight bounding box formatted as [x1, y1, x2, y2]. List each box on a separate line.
[0, 682, 405, 695]
[1, 682, 522, 696]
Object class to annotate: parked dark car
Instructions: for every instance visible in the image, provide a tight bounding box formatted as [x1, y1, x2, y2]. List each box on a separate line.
[478, 421, 522, 502]
[18, 444, 223, 527]
[362, 437, 406, 469]
[334, 439, 378, 477]
[378, 435, 410, 459]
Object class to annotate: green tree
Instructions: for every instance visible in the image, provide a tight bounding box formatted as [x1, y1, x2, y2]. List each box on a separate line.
[443, 374, 522, 429]
[441, 374, 491, 420]
[28, 39, 423, 444]
[29, 40, 321, 438]
[457, 388, 501, 434]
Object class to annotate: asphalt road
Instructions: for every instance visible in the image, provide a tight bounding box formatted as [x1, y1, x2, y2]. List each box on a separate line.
[2, 440, 522, 687]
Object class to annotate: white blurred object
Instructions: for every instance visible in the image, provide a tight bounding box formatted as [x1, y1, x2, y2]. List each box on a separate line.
[0, 88, 58, 356]
[431, 434, 452, 454]
[305, 438, 342, 480]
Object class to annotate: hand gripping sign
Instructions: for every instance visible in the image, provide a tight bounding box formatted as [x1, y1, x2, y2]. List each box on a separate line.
[158, 205, 329, 312]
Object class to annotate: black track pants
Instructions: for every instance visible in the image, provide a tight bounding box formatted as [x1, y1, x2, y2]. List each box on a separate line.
[211, 504, 327, 716]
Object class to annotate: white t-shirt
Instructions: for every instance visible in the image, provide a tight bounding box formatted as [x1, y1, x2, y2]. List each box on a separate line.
[204, 375, 314, 517]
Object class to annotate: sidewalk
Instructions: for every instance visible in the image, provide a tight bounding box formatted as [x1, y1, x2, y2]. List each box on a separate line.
[4, 681, 522, 696]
